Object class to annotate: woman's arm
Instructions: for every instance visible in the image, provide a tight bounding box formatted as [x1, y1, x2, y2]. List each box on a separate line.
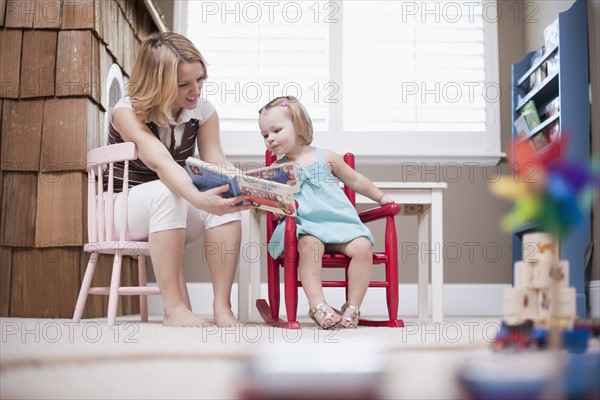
[197, 112, 229, 164]
[324, 149, 393, 205]
[113, 107, 250, 215]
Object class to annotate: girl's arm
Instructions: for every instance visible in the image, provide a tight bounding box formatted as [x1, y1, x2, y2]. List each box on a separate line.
[324, 149, 393, 205]
[113, 107, 250, 215]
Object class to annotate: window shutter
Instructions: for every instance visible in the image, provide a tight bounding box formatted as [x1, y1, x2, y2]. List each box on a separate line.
[188, 1, 330, 133]
[342, 1, 486, 133]
[181, 0, 502, 163]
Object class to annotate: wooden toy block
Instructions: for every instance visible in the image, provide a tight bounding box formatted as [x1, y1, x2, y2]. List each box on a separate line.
[522, 232, 559, 264]
[534, 317, 575, 330]
[504, 288, 539, 319]
[531, 260, 569, 289]
[503, 315, 524, 325]
[514, 261, 534, 288]
[538, 288, 576, 318]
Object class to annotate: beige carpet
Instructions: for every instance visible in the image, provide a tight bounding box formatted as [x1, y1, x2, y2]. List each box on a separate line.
[0, 316, 596, 399]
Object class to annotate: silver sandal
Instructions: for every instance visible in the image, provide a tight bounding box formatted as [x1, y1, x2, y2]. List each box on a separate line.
[308, 303, 339, 330]
[340, 302, 360, 328]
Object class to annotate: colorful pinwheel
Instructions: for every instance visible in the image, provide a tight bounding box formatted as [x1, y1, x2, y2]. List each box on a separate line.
[490, 134, 599, 238]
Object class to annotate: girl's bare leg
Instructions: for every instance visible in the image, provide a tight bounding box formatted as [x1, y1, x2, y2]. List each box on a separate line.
[205, 221, 242, 327]
[298, 235, 340, 328]
[328, 237, 373, 328]
[150, 228, 208, 327]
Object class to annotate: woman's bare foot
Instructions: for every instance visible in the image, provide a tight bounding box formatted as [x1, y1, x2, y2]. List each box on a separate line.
[213, 307, 242, 327]
[163, 305, 209, 327]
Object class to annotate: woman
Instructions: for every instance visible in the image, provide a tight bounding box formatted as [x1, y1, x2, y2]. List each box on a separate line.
[109, 32, 252, 327]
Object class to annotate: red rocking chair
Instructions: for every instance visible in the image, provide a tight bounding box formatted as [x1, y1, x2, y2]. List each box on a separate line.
[256, 151, 404, 328]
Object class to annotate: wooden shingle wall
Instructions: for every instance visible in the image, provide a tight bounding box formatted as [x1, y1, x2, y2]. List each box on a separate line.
[0, 0, 159, 317]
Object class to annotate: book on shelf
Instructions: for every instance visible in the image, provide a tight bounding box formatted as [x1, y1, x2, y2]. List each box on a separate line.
[545, 119, 560, 143]
[530, 132, 549, 150]
[519, 100, 542, 130]
[528, 48, 547, 89]
[185, 157, 300, 216]
[513, 115, 530, 139]
[544, 97, 560, 119]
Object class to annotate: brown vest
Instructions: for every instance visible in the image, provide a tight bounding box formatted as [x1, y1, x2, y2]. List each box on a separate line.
[104, 119, 200, 192]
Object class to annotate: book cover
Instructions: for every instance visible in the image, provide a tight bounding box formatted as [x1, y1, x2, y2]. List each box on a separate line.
[185, 158, 299, 216]
[530, 132, 549, 151]
[185, 160, 242, 198]
[513, 115, 530, 139]
[519, 100, 542, 130]
[245, 163, 299, 191]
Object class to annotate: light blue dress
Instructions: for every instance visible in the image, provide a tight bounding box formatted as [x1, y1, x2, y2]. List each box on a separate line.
[268, 148, 375, 259]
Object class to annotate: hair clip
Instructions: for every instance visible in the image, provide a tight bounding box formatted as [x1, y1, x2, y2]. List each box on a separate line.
[281, 99, 288, 107]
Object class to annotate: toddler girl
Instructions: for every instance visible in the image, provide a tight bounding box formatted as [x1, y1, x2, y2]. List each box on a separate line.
[258, 96, 393, 329]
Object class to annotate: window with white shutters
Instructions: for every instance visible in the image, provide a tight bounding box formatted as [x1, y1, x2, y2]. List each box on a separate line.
[178, 0, 503, 163]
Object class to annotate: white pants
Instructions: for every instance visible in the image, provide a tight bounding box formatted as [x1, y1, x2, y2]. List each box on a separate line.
[111, 180, 241, 247]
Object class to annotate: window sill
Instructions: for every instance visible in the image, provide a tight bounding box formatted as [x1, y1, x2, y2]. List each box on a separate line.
[229, 153, 507, 167]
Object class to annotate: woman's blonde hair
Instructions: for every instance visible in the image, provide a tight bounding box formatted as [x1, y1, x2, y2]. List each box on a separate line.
[258, 96, 313, 145]
[128, 32, 207, 126]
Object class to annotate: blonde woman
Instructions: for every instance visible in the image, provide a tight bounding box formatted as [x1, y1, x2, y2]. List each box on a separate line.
[109, 32, 252, 327]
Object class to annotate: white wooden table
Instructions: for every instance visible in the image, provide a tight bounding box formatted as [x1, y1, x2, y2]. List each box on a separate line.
[237, 182, 447, 323]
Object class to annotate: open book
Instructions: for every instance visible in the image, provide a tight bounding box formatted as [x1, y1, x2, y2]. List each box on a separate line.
[185, 157, 299, 216]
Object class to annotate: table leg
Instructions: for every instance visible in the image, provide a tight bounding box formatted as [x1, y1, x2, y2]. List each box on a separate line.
[238, 210, 251, 322]
[248, 210, 262, 322]
[238, 209, 263, 322]
[417, 206, 430, 320]
[431, 189, 444, 322]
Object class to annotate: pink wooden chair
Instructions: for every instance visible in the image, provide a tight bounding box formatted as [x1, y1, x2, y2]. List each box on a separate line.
[73, 142, 191, 326]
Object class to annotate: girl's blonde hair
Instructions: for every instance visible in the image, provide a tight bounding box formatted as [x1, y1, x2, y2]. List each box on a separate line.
[128, 32, 207, 126]
[258, 96, 313, 145]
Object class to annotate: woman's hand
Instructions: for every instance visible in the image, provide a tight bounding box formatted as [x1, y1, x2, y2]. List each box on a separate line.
[193, 184, 253, 215]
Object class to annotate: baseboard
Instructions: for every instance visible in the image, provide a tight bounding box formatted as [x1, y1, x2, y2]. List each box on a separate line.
[148, 283, 510, 319]
[588, 280, 600, 319]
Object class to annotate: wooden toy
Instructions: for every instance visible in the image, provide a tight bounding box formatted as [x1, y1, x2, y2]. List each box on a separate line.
[522, 232, 559, 264]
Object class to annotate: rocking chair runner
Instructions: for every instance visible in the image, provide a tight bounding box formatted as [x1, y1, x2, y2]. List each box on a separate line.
[256, 151, 404, 328]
